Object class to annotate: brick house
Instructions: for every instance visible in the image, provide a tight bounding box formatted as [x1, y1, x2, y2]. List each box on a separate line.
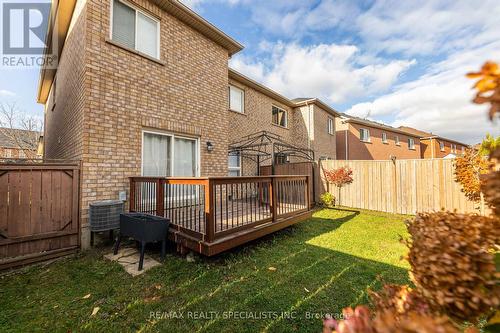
[336, 114, 422, 160]
[0, 128, 40, 159]
[37, 0, 339, 248]
[398, 127, 469, 158]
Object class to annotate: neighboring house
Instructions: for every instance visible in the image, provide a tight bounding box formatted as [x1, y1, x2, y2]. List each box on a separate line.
[398, 127, 469, 159]
[0, 128, 40, 159]
[335, 115, 422, 160]
[38, 0, 339, 247]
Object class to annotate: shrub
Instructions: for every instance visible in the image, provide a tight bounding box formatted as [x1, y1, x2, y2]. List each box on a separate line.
[405, 211, 500, 321]
[369, 284, 430, 318]
[482, 146, 500, 217]
[324, 167, 354, 188]
[320, 192, 335, 207]
[322, 306, 460, 333]
[454, 148, 491, 202]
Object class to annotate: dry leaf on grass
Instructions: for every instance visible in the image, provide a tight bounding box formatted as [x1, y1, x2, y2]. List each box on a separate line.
[91, 307, 100, 317]
[268, 267, 277, 271]
[82, 294, 91, 299]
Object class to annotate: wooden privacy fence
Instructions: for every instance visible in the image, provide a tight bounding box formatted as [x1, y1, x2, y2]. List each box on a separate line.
[260, 162, 316, 204]
[320, 159, 483, 215]
[0, 163, 80, 270]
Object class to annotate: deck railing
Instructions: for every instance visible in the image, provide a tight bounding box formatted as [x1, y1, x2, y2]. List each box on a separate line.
[129, 175, 311, 243]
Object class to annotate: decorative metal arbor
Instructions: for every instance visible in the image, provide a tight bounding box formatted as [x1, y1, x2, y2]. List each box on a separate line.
[228, 131, 315, 175]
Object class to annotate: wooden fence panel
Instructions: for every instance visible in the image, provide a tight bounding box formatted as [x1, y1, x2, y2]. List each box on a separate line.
[321, 159, 484, 215]
[0, 164, 80, 270]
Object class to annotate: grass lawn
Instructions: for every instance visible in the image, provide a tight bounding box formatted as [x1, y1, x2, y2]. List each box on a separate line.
[0, 208, 411, 333]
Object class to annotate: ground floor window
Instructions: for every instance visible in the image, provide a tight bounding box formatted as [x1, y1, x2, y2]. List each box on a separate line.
[228, 152, 241, 176]
[142, 131, 199, 177]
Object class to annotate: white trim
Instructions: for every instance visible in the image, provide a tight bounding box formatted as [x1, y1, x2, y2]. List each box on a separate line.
[141, 129, 200, 177]
[229, 85, 245, 113]
[110, 0, 161, 59]
[228, 152, 241, 176]
[359, 128, 370, 142]
[327, 117, 334, 135]
[272, 105, 288, 128]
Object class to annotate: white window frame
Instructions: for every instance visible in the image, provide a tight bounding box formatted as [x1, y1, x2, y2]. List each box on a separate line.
[395, 136, 400, 146]
[462, 146, 465, 154]
[272, 105, 288, 128]
[327, 117, 334, 135]
[110, 0, 161, 60]
[141, 130, 200, 177]
[359, 128, 370, 142]
[229, 85, 245, 113]
[408, 138, 415, 150]
[382, 132, 387, 143]
[440, 141, 445, 151]
[228, 152, 241, 176]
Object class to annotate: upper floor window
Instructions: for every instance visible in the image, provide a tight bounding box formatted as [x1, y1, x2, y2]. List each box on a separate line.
[382, 132, 387, 143]
[327, 117, 334, 135]
[112, 0, 160, 59]
[359, 128, 370, 142]
[440, 141, 445, 151]
[395, 136, 400, 146]
[408, 138, 415, 150]
[452, 144, 457, 153]
[272, 106, 287, 128]
[229, 85, 244, 113]
[462, 146, 465, 154]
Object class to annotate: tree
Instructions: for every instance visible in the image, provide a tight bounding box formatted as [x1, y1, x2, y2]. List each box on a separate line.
[0, 102, 42, 159]
[323, 167, 353, 206]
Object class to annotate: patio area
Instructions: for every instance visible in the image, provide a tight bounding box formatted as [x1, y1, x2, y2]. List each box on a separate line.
[129, 175, 313, 256]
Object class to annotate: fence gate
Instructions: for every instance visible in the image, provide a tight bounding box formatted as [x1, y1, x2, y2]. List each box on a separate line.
[260, 162, 316, 205]
[0, 163, 80, 270]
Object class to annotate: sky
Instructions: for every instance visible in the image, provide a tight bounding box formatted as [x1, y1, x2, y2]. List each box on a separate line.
[1, 0, 499, 144]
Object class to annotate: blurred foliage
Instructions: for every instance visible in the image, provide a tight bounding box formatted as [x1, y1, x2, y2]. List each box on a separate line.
[454, 148, 491, 202]
[467, 61, 500, 120]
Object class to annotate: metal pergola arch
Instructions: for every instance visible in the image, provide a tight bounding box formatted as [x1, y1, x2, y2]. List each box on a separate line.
[228, 131, 315, 175]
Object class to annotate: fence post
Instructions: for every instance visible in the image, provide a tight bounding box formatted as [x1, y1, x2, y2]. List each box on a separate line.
[270, 177, 278, 222]
[305, 176, 311, 209]
[156, 178, 164, 217]
[129, 178, 136, 212]
[205, 179, 215, 242]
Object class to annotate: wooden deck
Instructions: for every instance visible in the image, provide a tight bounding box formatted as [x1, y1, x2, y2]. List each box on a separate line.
[129, 175, 313, 256]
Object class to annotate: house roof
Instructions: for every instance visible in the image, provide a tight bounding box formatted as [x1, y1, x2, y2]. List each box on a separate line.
[339, 114, 422, 138]
[229, 71, 342, 117]
[398, 126, 469, 146]
[0, 128, 41, 149]
[292, 98, 341, 117]
[38, 0, 244, 104]
[229, 68, 296, 107]
[152, 0, 243, 56]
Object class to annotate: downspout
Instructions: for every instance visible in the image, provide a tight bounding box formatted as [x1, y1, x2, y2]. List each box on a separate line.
[345, 124, 348, 160]
[305, 101, 312, 151]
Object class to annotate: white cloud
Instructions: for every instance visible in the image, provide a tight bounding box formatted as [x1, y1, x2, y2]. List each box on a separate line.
[0, 90, 16, 97]
[230, 42, 415, 104]
[346, 43, 500, 144]
[356, 0, 500, 56]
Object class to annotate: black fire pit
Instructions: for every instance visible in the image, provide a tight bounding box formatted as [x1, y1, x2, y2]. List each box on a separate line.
[114, 213, 170, 271]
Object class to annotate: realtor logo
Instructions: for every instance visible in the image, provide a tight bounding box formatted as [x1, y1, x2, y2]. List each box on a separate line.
[1, 1, 56, 68]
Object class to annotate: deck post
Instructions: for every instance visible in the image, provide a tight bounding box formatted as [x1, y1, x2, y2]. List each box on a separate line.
[129, 178, 136, 212]
[156, 179, 164, 217]
[205, 179, 215, 242]
[270, 176, 278, 222]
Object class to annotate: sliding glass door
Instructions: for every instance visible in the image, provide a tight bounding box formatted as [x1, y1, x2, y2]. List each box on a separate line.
[142, 131, 199, 177]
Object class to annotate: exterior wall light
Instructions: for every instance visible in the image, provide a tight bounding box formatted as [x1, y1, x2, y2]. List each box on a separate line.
[206, 141, 214, 152]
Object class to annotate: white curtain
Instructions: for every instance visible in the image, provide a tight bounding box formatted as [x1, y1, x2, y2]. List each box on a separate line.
[137, 12, 158, 58]
[174, 138, 196, 177]
[143, 133, 170, 176]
